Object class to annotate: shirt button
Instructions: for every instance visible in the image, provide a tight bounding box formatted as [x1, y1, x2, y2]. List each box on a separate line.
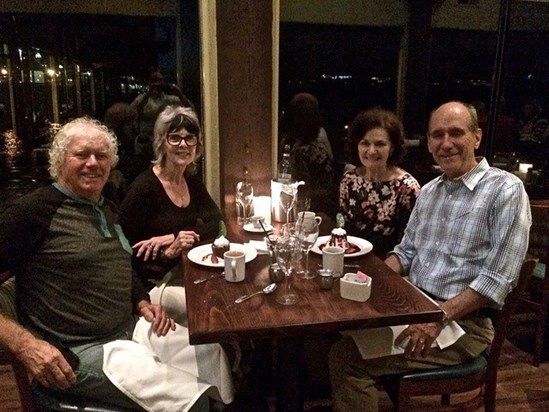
[435, 241, 440, 246]
[426, 262, 430, 267]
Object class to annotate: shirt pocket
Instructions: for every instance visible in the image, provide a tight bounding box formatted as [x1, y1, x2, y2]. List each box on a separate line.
[446, 206, 489, 257]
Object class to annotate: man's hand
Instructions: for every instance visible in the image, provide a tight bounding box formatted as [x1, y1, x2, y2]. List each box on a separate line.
[15, 337, 77, 389]
[138, 301, 176, 337]
[394, 322, 444, 359]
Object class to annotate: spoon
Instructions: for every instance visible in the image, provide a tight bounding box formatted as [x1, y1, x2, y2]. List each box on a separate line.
[234, 283, 278, 303]
[194, 272, 225, 284]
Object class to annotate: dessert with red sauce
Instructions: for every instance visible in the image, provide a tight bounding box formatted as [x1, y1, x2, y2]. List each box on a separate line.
[323, 228, 361, 255]
[328, 228, 349, 249]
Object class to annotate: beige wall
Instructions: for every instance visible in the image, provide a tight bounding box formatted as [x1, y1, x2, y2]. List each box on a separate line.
[0, 0, 178, 16]
[281, 0, 407, 26]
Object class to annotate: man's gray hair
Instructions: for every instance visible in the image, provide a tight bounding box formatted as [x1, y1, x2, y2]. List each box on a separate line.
[48, 117, 119, 180]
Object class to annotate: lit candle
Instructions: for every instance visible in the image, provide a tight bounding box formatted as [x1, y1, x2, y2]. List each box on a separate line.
[518, 163, 533, 174]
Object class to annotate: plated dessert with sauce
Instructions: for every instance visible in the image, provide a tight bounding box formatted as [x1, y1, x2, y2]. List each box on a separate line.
[311, 228, 373, 257]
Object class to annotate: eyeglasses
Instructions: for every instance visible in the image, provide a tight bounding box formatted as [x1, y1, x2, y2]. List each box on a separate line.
[166, 133, 198, 147]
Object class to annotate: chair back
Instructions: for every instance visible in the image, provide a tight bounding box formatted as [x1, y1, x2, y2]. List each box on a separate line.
[483, 257, 538, 405]
[523, 201, 549, 365]
[528, 201, 549, 270]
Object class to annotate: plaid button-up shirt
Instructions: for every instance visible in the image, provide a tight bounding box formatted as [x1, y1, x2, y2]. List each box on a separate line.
[393, 158, 531, 308]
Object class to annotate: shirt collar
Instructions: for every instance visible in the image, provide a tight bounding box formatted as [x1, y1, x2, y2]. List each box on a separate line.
[459, 157, 490, 191]
[435, 157, 489, 191]
[52, 182, 105, 207]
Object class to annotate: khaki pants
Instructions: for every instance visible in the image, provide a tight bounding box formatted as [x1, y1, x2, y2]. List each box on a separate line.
[329, 317, 494, 412]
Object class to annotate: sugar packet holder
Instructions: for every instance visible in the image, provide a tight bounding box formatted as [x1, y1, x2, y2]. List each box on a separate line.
[340, 271, 372, 302]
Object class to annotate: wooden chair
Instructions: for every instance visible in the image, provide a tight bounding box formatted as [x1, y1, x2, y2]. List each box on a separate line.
[0, 277, 135, 412]
[380, 257, 537, 412]
[519, 200, 549, 366]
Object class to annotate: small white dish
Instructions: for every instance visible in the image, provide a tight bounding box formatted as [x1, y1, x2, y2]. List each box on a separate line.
[243, 222, 274, 233]
[340, 272, 372, 302]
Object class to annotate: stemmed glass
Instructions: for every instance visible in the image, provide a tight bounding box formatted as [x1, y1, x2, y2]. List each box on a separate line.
[279, 183, 297, 223]
[235, 180, 254, 225]
[274, 235, 302, 305]
[296, 219, 320, 279]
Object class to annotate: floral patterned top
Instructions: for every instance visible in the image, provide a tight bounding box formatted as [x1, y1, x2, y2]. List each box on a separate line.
[339, 168, 420, 258]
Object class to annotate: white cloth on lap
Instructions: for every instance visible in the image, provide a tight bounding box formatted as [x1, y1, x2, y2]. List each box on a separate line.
[102, 317, 234, 412]
[149, 284, 188, 326]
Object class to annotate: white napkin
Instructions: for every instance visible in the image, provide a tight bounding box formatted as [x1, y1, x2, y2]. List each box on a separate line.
[248, 240, 270, 254]
[343, 321, 466, 360]
[102, 318, 234, 412]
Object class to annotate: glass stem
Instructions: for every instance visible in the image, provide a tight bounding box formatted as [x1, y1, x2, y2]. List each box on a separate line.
[305, 251, 310, 275]
[285, 271, 291, 294]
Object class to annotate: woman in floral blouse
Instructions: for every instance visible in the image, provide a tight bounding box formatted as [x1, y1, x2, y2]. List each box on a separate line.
[339, 108, 420, 258]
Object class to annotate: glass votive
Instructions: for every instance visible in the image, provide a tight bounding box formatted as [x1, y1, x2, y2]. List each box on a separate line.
[269, 263, 285, 283]
[318, 269, 334, 290]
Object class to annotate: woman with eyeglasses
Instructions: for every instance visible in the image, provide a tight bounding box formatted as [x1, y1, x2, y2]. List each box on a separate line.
[120, 105, 224, 293]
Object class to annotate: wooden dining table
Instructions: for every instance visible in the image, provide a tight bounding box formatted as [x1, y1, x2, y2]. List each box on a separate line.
[183, 215, 443, 410]
[184, 215, 443, 346]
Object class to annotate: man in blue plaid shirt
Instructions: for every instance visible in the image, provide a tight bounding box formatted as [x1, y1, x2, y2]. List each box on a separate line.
[330, 101, 531, 412]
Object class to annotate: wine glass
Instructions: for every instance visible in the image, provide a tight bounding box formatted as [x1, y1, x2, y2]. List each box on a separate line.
[274, 235, 302, 305]
[235, 181, 254, 225]
[296, 219, 320, 279]
[279, 183, 297, 223]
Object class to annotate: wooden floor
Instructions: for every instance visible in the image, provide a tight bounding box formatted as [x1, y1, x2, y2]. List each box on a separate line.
[2, 337, 549, 412]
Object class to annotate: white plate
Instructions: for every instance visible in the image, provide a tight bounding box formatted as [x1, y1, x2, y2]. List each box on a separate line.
[187, 243, 258, 268]
[243, 223, 274, 233]
[311, 235, 373, 258]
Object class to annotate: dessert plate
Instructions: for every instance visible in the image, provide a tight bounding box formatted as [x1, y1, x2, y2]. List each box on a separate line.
[243, 223, 274, 233]
[311, 235, 373, 258]
[187, 243, 257, 267]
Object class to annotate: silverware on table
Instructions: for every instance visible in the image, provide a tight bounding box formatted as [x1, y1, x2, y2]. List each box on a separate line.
[234, 283, 277, 303]
[194, 272, 225, 284]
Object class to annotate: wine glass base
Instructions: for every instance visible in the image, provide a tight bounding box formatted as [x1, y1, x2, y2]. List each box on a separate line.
[298, 270, 317, 280]
[276, 293, 298, 305]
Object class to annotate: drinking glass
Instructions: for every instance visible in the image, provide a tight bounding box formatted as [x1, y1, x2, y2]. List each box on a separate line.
[279, 183, 297, 223]
[235, 181, 254, 225]
[296, 219, 320, 279]
[274, 235, 302, 305]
